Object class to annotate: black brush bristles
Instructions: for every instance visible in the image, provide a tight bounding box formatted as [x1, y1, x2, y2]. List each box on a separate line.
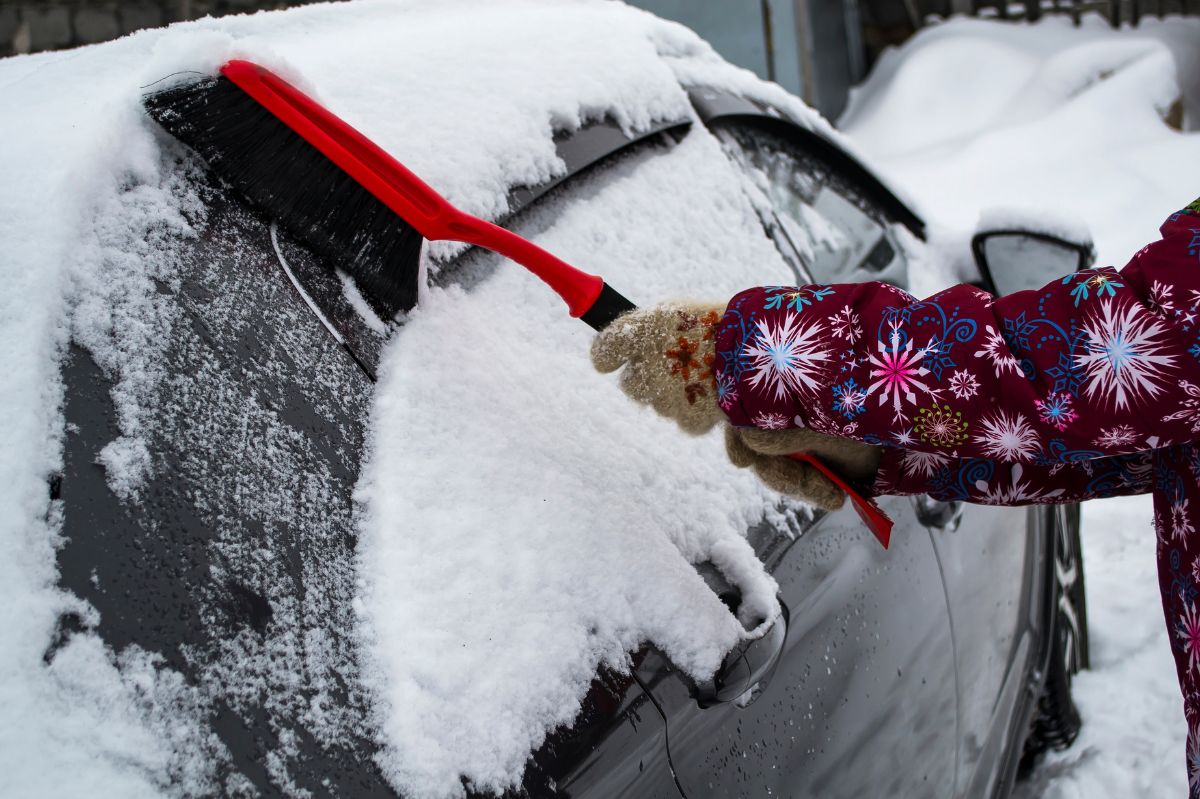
[144, 75, 423, 318]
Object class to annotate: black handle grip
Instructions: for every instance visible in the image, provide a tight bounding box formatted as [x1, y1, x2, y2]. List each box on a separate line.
[580, 282, 637, 331]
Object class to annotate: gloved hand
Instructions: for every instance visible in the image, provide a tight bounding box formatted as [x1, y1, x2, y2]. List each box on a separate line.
[592, 304, 882, 510]
[590, 302, 726, 435]
[725, 426, 881, 511]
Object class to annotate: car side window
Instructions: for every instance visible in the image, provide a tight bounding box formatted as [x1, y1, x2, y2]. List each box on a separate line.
[716, 123, 909, 290]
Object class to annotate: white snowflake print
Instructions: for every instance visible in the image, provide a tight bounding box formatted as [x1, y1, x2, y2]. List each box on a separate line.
[1191, 556, 1200, 586]
[974, 463, 1066, 505]
[1179, 599, 1200, 676]
[829, 306, 863, 344]
[1165, 381, 1200, 434]
[1190, 723, 1200, 790]
[1172, 499, 1195, 542]
[1149, 280, 1176, 315]
[1075, 300, 1175, 411]
[1095, 424, 1138, 449]
[947, 369, 980, 400]
[865, 323, 942, 424]
[901, 450, 950, 479]
[972, 324, 1022, 376]
[745, 313, 831, 401]
[752, 411, 791, 430]
[977, 410, 1040, 461]
[892, 428, 916, 446]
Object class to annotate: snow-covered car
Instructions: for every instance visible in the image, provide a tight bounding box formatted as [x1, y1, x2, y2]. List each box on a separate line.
[5, 2, 1091, 797]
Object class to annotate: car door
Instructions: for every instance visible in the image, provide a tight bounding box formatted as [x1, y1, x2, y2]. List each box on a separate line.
[623, 118, 960, 798]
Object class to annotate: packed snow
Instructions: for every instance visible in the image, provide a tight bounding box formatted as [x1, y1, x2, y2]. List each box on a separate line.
[839, 13, 1200, 797]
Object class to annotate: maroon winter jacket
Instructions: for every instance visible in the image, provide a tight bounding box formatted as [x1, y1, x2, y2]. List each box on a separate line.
[714, 201, 1200, 505]
[714, 200, 1200, 792]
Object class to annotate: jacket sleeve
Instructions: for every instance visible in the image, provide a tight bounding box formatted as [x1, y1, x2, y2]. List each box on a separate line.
[713, 202, 1200, 465]
[871, 447, 1153, 505]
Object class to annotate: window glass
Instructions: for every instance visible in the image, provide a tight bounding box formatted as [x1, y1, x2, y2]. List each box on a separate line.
[717, 124, 907, 289]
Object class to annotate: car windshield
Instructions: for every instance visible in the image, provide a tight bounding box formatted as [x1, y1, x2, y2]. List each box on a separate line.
[717, 124, 907, 288]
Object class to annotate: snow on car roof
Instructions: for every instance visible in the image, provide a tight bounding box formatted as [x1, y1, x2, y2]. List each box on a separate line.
[0, 1, 825, 795]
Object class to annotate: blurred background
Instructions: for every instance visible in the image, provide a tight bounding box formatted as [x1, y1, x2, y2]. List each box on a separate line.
[0, 0, 1196, 117]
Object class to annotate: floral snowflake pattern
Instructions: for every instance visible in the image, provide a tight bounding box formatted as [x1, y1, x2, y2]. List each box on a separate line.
[948, 369, 979, 400]
[973, 463, 1067, 505]
[829, 306, 863, 343]
[1075, 300, 1175, 411]
[744, 313, 831, 401]
[1034, 391, 1078, 431]
[972, 324, 1022, 376]
[914, 404, 969, 448]
[1173, 499, 1196, 543]
[832, 378, 868, 419]
[865, 323, 942, 423]
[1180, 600, 1200, 676]
[901, 450, 950, 479]
[977, 411, 1039, 461]
[752, 411, 791, 430]
[1149, 280, 1176, 315]
[1061, 269, 1124, 306]
[715, 373, 738, 411]
[825, 304, 864, 343]
[1189, 725, 1200, 792]
[1095, 424, 1138, 448]
[1165, 382, 1200, 434]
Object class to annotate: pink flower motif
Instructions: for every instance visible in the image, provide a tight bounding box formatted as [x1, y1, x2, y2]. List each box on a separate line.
[1034, 391, 1078, 431]
[865, 323, 941, 423]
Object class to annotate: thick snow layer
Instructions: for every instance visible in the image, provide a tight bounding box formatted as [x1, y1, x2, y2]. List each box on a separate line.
[0, 0, 811, 795]
[839, 14, 1200, 797]
[356, 128, 799, 797]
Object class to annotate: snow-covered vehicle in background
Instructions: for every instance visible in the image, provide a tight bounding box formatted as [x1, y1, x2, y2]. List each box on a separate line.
[4, 1, 1096, 797]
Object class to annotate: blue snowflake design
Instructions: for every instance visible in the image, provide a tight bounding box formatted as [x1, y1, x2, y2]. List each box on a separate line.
[714, 292, 763, 385]
[878, 296, 977, 381]
[1061, 269, 1123, 306]
[925, 458, 995, 503]
[831, 378, 867, 419]
[762, 285, 835, 312]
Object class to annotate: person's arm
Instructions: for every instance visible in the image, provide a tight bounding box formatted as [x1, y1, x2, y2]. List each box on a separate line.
[873, 447, 1153, 505]
[713, 203, 1200, 464]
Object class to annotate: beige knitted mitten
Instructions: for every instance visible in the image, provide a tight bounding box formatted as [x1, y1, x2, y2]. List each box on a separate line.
[591, 303, 726, 436]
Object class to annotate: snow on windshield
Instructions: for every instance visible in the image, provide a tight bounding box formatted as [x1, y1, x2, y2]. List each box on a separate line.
[356, 127, 800, 796]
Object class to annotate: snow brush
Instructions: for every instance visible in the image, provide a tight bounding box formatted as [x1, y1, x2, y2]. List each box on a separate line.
[142, 60, 893, 548]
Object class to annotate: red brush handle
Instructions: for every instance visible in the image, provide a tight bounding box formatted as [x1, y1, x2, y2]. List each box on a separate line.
[788, 453, 893, 549]
[220, 60, 604, 318]
[220, 62, 891, 548]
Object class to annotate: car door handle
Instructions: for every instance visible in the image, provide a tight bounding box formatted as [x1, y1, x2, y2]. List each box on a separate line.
[914, 495, 963, 531]
[695, 602, 789, 709]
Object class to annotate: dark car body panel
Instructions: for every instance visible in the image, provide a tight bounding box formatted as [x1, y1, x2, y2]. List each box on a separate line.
[54, 85, 1063, 797]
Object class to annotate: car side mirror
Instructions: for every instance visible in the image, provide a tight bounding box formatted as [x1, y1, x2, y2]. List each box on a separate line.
[972, 230, 1096, 297]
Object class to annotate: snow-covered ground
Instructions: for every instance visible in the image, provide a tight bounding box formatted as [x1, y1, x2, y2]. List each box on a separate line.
[839, 14, 1200, 796]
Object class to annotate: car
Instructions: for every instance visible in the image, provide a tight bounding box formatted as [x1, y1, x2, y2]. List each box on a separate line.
[24, 2, 1089, 796]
